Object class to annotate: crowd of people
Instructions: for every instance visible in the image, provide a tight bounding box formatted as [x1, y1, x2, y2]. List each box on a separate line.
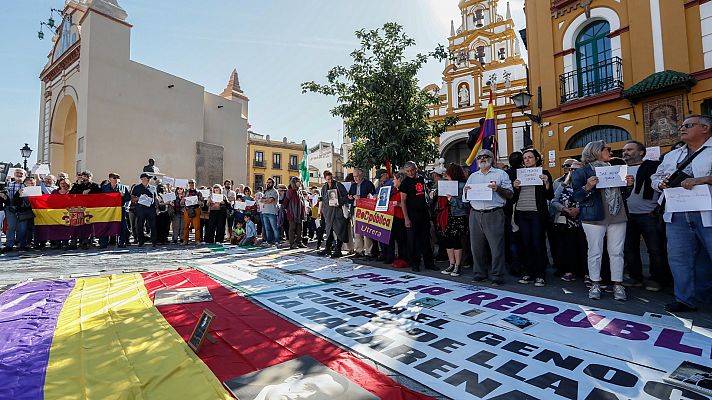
[1, 115, 710, 313]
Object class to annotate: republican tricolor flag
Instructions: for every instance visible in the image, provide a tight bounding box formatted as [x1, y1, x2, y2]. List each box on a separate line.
[465, 96, 497, 172]
[28, 193, 123, 241]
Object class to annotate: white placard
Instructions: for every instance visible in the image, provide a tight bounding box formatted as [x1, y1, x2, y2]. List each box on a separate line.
[20, 185, 43, 197]
[516, 167, 543, 186]
[161, 176, 175, 186]
[32, 164, 51, 176]
[198, 189, 211, 199]
[161, 192, 176, 203]
[234, 201, 247, 210]
[245, 200, 256, 207]
[342, 182, 352, 192]
[664, 185, 712, 213]
[174, 178, 189, 188]
[438, 180, 459, 197]
[464, 183, 493, 201]
[310, 194, 319, 207]
[595, 165, 627, 188]
[211, 193, 223, 203]
[184, 196, 199, 206]
[138, 194, 154, 207]
[643, 146, 661, 161]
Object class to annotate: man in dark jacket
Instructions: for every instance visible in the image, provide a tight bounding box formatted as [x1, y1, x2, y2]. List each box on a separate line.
[348, 168, 377, 259]
[68, 170, 101, 249]
[622, 141, 671, 291]
[99, 173, 132, 248]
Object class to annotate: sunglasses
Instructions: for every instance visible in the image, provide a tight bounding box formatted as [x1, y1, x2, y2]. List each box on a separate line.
[679, 122, 706, 129]
[563, 164, 572, 168]
[476, 155, 492, 160]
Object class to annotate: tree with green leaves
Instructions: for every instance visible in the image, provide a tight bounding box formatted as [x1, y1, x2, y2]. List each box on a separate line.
[302, 22, 457, 172]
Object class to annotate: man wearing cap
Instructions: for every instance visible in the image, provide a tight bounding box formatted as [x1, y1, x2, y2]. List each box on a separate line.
[181, 179, 202, 244]
[69, 170, 102, 249]
[464, 149, 513, 285]
[100, 173, 131, 248]
[131, 173, 158, 246]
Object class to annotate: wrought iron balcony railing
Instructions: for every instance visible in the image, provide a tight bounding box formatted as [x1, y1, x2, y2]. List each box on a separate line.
[560, 56, 623, 104]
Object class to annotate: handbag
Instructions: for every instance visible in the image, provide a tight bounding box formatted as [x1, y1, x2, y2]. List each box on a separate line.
[17, 210, 34, 222]
[666, 147, 705, 188]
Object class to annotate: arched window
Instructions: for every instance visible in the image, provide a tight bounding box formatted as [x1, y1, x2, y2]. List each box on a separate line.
[565, 126, 631, 150]
[576, 21, 613, 97]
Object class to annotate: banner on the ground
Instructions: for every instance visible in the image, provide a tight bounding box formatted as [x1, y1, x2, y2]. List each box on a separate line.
[254, 283, 711, 400]
[354, 199, 395, 244]
[196, 262, 326, 295]
[28, 193, 122, 241]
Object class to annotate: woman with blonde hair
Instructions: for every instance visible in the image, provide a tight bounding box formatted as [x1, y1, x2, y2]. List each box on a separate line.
[572, 141, 634, 301]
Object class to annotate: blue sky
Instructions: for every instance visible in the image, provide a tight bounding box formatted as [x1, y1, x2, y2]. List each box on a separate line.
[0, 0, 525, 166]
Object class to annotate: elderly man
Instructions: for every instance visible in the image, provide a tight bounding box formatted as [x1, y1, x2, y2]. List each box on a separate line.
[348, 168, 376, 259]
[100, 173, 132, 248]
[400, 161, 436, 272]
[0, 168, 27, 254]
[652, 114, 712, 312]
[464, 149, 513, 285]
[131, 173, 158, 247]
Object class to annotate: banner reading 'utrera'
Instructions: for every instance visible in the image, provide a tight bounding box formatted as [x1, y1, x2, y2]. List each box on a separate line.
[354, 198, 395, 244]
[28, 193, 122, 241]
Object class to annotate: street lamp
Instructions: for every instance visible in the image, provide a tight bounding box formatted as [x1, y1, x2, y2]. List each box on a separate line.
[511, 92, 543, 149]
[20, 143, 33, 171]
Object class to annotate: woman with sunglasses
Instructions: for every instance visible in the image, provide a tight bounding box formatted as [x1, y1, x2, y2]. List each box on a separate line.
[572, 141, 634, 301]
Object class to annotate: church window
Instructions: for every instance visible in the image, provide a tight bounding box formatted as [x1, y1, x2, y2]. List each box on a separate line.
[565, 125, 631, 150]
[575, 21, 613, 97]
[53, 16, 79, 61]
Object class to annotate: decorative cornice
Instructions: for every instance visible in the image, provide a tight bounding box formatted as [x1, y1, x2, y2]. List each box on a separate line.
[685, 0, 712, 8]
[551, 0, 593, 18]
[554, 48, 576, 58]
[691, 68, 712, 80]
[39, 42, 81, 82]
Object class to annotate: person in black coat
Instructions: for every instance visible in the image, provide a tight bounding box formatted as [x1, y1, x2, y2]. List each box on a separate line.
[348, 168, 377, 258]
[511, 149, 554, 286]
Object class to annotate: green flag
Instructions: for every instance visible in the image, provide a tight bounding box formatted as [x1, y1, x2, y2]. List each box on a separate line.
[299, 143, 309, 186]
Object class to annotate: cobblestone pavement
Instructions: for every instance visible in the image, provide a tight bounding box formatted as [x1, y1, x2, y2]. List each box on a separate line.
[1, 242, 710, 399]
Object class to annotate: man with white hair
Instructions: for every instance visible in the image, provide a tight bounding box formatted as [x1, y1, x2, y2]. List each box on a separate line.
[348, 168, 376, 259]
[652, 114, 712, 312]
[464, 149, 513, 285]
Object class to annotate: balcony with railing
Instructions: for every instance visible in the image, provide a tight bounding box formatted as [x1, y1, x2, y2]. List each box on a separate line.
[253, 161, 265, 168]
[559, 57, 623, 104]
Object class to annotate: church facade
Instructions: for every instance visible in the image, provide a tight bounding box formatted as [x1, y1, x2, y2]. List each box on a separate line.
[36, 0, 249, 185]
[427, 0, 530, 166]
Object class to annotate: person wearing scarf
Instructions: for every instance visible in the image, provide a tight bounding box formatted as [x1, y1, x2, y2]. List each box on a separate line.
[573, 140, 634, 301]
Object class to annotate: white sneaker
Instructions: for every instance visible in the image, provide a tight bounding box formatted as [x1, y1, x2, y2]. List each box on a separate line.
[613, 285, 627, 301]
[534, 278, 545, 287]
[589, 283, 601, 300]
[450, 266, 461, 277]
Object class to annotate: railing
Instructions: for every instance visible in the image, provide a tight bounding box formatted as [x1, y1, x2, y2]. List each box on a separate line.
[253, 161, 265, 168]
[288, 164, 299, 171]
[560, 57, 623, 104]
[273, 163, 282, 170]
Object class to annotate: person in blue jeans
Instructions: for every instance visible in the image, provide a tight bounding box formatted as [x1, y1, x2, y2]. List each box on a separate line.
[11, 177, 37, 251]
[652, 114, 712, 312]
[259, 178, 280, 245]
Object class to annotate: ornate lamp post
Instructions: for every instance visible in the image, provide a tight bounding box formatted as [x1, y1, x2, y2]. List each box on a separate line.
[20, 143, 33, 171]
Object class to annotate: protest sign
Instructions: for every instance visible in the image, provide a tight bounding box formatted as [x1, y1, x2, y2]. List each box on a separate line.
[375, 186, 391, 211]
[161, 176, 175, 186]
[161, 192, 176, 203]
[138, 194, 154, 207]
[184, 196, 198, 206]
[20, 186, 42, 197]
[643, 146, 661, 161]
[438, 180, 459, 196]
[516, 167, 543, 186]
[465, 183, 492, 201]
[174, 178, 189, 188]
[664, 186, 712, 213]
[198, 189, 211, 199]
[353, 198, 395, 244]
[196, 263, 326, 296]
[595, 165, 627, 188]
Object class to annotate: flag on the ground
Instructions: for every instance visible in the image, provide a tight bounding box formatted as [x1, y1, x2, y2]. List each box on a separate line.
[465, 98, 497, 172]
[299, 143, 309, 186]
[28, 193, 122, 241]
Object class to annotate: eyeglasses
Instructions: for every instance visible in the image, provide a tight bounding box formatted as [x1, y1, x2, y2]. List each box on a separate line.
[679, 122, 706, 129]
[563, 164, 572, 168]
[476, 155, 492, 160]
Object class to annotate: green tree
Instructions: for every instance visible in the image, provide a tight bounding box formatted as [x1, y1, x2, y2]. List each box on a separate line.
[302, 22, 457, 171]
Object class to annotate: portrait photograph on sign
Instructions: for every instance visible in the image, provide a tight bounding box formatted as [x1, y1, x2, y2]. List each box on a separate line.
[223, 355, 380, 400]
[374, 186, 391, 212]
[188, 309, 215, 352]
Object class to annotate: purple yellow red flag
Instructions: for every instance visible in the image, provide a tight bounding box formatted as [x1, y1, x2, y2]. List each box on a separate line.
[28, 193, 122, 241]
[465, 99, 497, 172]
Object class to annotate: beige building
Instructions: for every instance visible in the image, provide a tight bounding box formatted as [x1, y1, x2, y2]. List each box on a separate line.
[247, 132, 306, 190]
[428, 0, 530, 165]
[36, 0, 249, 185]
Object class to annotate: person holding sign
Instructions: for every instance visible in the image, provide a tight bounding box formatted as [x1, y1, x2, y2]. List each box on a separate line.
[9, 177, 37, 252]
[131, 173, 158, 247]
[512, 149, 554, 287]
[438, 164, 470, 277]
[652, 114, 712, 312]
[573, 141, 634, 301]
[1, 168, 26, 254]
[170, 186, 185, 244]
[205, 184, 229, 244]
[318, 170, 349, 258]
[181, 179, 202, 245]
[464, 149, 513, 285]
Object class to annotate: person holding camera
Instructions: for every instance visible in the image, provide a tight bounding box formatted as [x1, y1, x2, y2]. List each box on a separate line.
[652, 114, 712, 312]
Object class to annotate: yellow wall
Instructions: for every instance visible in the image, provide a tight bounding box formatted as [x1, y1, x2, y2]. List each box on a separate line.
[526, 0, 712, 176]
[247, 139, 303, 190]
